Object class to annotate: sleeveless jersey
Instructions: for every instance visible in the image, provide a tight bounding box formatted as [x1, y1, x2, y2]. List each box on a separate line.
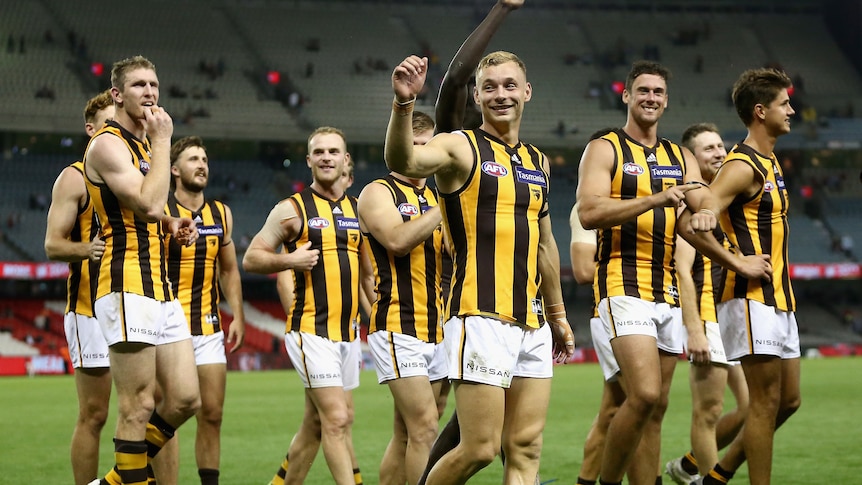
[65, 161, 99, 317]
[284, 188, 362, 341]
[719, 144, 796, 311]
[165, 194, 228, 335]
[83, 120, 172, 301]
[440, 129, 548, 329]
[594, 128, 685, 306]
[692, 250, 723, 323]
[366, 175, 443, 343]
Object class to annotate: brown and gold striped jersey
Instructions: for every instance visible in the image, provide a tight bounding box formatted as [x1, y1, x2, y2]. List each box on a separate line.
[366, 175, 443, 343]
[719, 144, 796, 311]
[65, 161, 99, 317]
[284, 187, 362, 341]
[594, 128, 686, 306]
[440, 129, 548, 329]
[83, 120, 172, 301]
[165, 194, 228, 335]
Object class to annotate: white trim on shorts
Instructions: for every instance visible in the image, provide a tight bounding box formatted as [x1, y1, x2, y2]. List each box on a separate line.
[717, 298, 801, 360]
[93, 293, 191, 346]
[64, 312, 110, 368]
[368, 331, 448, 384]
[284, 331, 361, 390]
[192, 332, 227, 366]
[598, 296, 684, 354]
[590, 316, 619, 382]
[443, 315, 552, 388]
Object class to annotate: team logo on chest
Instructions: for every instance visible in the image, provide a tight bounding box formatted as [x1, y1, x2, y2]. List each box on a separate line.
[308, 217, 330, 229]
[481, 161, 509, 178]
[623, 163, 645, 176]
[514, 165, 547, 188]
[398, 203, 420, 216]
[649, 165, 683, 180]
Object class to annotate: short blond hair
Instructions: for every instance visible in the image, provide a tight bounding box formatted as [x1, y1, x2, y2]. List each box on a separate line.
[111, 55, 156, 90]
[307, 126, 346, 152]
[476, 51, 527, 81]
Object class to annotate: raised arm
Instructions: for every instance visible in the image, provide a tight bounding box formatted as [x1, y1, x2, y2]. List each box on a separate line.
[44, 166, 105, 262]
[386, 56, 469, 181]
[576, 138, 701, 230]
[217, 204, 245, 353]
[242, 200, 320, 274]
[435, 0, 523, 133]
[357, 182, 442, 257]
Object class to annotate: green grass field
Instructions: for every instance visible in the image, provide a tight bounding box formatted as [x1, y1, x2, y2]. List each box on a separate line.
[2, 357, 859, 484]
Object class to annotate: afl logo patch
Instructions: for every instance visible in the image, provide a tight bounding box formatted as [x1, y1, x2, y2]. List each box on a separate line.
[623, 163, 644, 176]
[308, 217, 330, 229]
[481, 161, 509, 178]
[764, 181, 775, 192]
[398, 203, 420, 216]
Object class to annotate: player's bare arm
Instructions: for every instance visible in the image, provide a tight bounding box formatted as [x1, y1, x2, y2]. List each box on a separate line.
[357, 182, 442, 257]
[537, 214, 575, 362]
[675, 235, 710, 365]
[577, 138, 702, 230]
[218, 204, 245, 352]
[45, 166, 105, 262]
[679, 160, 772, 281]
[85, 107, 173, 222]
[435, 0, 523, 133]
[242, 200, 319, 274]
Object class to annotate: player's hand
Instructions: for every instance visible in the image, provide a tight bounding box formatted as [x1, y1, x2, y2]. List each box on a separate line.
[88, 235, 106, 262]
[289, 241, 320, 271]
[141, 105, 173, 142]
[227, 320, 245, 353]
[549, 317, 575, 364]
[656, 183, 701, 208]
[392, 55, 428, 102]
[736, 253, 773, 282]
[166, 216, 198, 246]
[688, 209, 717, 233]
[500, 0, 525, 10]
[686, 330, 710, 366]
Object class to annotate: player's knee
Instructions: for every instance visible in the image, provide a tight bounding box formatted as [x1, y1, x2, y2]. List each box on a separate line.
[198, 404, 223, 429]
[628, 386, 661, 413]
[320, 409, 351, 436]
[410, 412, 440, 447]
[779, 393, 801, 420]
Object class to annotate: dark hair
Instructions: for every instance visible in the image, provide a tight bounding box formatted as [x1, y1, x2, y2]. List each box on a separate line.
[170, 136, 206, 165]
[625, 60, 671, 92]
[680, 123, 720, 152]
[731, 68, 792, 126]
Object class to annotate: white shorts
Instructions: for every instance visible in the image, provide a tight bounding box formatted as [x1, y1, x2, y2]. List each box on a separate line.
[285, 331, 361, 390]
[368, 331, 448, 384]
[590, 316, 619, 382]
[64, 312, 110, 368]
[94, 293, 191, 347]
[598, 296, 684, 354]
[192, 332, 227, 366]
[717, 299, 801, 360]
[682, 320, 730, 365]
[444, 316, 553, 388]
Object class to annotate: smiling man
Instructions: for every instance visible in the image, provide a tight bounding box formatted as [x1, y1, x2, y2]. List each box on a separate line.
[243, 126, 375, 485]
[575, 60, 721, 485]
[385, 51, 575, 484]
[679, 68, 801, 485]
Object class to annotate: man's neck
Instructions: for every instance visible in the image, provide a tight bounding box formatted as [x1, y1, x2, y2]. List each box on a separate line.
[480, 120, 520, 147]
[743, 126, 777, 156]
[114, 110, 146, 140]
[623, 119, 659, 147]
[310, 181, 344, 201]
[390, 172, 426, 189]
[173, 186, 204, 210]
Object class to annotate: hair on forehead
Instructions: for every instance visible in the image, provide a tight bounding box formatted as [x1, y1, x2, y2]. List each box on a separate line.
[625, 60, 671, 92]
[111, 55, 157, 89]
[170, 136, 206, 165]
[307, 126, 347, 151]
[731, 67, 792, 126]
[83, 89, 113, 123]
[681, 122, 721, 152]
[412, 111, 435, 136]
[476, 51, 527, 80]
